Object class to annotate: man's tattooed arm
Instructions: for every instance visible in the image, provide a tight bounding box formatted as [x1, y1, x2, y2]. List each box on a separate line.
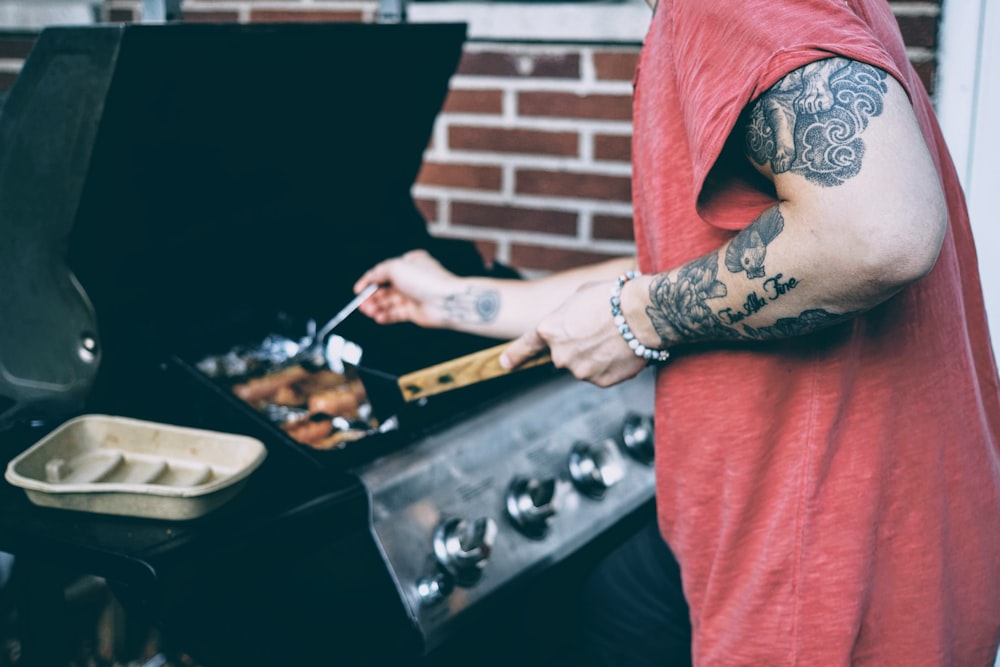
[643, 207, 855, 344]
[643, 215, 856, 345]
[625, 58, 927, 348]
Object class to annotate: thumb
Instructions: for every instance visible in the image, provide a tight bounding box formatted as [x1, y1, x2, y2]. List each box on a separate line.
[500, 330, 549, 370]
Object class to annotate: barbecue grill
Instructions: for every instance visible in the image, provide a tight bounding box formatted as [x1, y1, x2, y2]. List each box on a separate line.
[0, 22, 657, 666]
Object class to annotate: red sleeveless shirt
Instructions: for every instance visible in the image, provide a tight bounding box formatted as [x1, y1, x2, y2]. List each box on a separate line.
[632, 0, 1000, 663]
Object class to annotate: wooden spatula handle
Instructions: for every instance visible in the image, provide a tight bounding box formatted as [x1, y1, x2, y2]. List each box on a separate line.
[397, 342, 551, 402]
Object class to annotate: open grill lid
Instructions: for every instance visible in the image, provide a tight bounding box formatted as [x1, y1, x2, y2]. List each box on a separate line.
[0, 21, 471, 426]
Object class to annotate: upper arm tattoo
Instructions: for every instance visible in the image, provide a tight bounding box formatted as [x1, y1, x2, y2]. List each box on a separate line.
[744, 58, 889, 187]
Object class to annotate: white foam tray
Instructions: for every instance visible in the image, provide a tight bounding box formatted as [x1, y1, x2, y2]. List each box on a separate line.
[4, 414, 267, 520]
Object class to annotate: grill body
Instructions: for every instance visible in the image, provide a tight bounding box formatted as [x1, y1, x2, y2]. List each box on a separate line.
[0, 23, 657, 664]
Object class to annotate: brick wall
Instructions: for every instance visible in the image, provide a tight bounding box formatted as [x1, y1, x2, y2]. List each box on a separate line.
[1, 0, 943, 273]
[416, 2, 942, 272]
[418, 44, 639, 272]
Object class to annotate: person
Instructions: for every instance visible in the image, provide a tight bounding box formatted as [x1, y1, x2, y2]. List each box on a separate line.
[353, 0, 1000, 663]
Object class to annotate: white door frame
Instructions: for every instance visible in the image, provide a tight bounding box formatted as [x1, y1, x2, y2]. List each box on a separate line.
[937, 0, 1000, 361]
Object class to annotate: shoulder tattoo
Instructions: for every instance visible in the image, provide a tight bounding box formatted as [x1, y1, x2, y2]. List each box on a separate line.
[744, 58, 889, 187]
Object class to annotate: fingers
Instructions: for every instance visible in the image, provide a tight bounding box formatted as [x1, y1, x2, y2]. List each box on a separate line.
[355, 249, 441, 294]
[353, 250, 446, 326]
[353, 259, 394, 295]
[353, 259, 401, 322]
[358, 287, 414, 324]
[499, 330, 549, 370]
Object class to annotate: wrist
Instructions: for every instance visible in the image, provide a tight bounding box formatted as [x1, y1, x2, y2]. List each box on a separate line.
[437, 278, 503, 327]
[618, 275, 661, 347]
[611, 271, 670, 363]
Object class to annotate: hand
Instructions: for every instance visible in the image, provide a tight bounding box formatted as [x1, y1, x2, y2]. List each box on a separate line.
[353, 250, 459, 328]
[500, 280, 648, 387]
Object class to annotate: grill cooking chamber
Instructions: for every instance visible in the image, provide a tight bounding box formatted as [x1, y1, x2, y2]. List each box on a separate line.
[0, 22, 657, 663]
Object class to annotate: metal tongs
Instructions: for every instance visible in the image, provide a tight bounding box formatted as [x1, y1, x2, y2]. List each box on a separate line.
[290, 283, 379, 370]
[261, 403, 399, 437]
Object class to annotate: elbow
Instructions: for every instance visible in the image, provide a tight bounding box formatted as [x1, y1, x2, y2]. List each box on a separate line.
[891, 186, 948, 285]
[856, 190, 947, 297]
[884, 217, 945, 288]
[903, 225, 945, 283]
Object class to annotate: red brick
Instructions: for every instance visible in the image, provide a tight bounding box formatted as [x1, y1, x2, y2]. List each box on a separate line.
[516, 169, 631, 203]
[895, 14, 938, 48]
[182, 10, 239, 22]
[449, 126, 579, 157]
[249, 9, 364, 22]
[417, 162, 503, 191]
[0, 35, 35, 60]
[0, 71, 18, 92]
[594, 51, 639, 82]
[414, 197, 439, 223]
[592, 214, 635, 241]
[518, 92, 632, 121]
[451, 201, 578, 236]
[594, 134, 632, 162]
[510, 244, 621, 272]
[458, 51, 580, 79]
[442, 89, 504, 115]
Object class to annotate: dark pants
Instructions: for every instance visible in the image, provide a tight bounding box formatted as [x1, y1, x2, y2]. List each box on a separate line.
[581, 520, 693, 667]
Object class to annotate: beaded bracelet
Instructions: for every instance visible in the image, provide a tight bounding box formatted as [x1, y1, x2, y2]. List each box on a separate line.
[611, 271, 671, 363]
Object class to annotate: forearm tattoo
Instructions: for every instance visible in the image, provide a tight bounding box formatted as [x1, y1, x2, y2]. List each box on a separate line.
[725, 206, 783, 279]
[442, 288, 500, 324]
[646, 252, 739, 343]
[741, 308, 857, 339]
[744, 57, 888, 187]
[646, 207, 851, 344]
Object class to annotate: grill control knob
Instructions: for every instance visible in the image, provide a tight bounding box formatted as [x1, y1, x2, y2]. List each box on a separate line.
[433, 517, 498, 584]
[621, 413, 655, 464]
[415, 572, 453, 607]
[568, 439, 626, 499]
[505, 476, 558, 538]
